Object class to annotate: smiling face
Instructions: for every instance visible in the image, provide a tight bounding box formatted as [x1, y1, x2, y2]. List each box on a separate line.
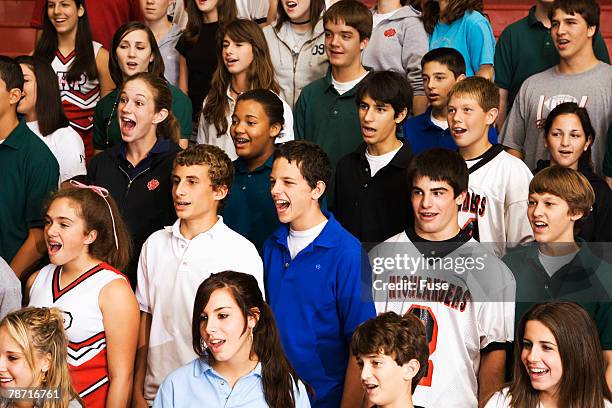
[357, 352, 415, 407]
[0, 326, 50, 389]
[116, 29, 154, 78]
[411, 176, 465, 241]
[44, 197, 97, 266]
[199, 288, 256, 364]
[282, 0, 310, 22]
[551, 9, 596, 62]
[140, 0, 172, 22]
[527, 192, 580, 244]
[270, 157, 324, 229]
[545, 113, 591, 170]
[172, 164, 227, 222]
[222, 35, 254, 77]
[521, 320, 563, 399]
[47, 0, 83, 36]
[195, 0, 218, 13]
[17, 64, 37, 120]
[118, 78, 166, 144]
[358, 94, 405, 147]
[422, 61, 463, 112]
[230, 99, 279, 164]
[324, 19, 367, 70]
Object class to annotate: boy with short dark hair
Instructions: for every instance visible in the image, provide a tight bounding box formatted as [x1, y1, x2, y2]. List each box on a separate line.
[134, 144, 263, 406]
[448, 76, 533, 256]
[502, 166, 611, 388]
[351, 312, 429, 408]
[264, 140, 375, 408]
[370, 148, 515, 407]
[293, 0, 373, 206]
[0, 55, 59, 278]
[334, 70, 413, 242]
[500, 0, 612, 176]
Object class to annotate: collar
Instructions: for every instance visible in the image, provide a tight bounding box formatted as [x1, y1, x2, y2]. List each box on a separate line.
[523, 238, 601, 277]
[116, 137, 171, 160]
[272, 211, 341, 249]
[195, 358, 262, 378]
[527, 6, 545, 28]
[234, 154, 274, 174]
[357, 141, 412, 169]
[167, 216, 225, 241]
[405, 226, 472, 258]
[1, 119, 30, 150]
[323, 67, 372, 96]
[415, 106, 447, 132]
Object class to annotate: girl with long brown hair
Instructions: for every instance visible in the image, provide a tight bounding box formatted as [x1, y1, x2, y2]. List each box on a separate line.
[485, 301, 611, 408]
[197, 19, 294, 160]
[26, 184, 139, 408]
[154, 271, 311, 408]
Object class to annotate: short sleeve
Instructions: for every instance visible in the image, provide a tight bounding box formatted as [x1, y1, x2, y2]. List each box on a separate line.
[483, 389, 511, 408]
[175, 35, 187, 57]
[499, 81, 528, 152]
[293, 89, 308, 140]
[58, 128, 87, 182]
[135, 238, 152, 313]
[172, 88, 194, 139]
[466, 13, 496, 74]
[26, 152, 59, 228]
[494, 27, 514, 90]
[278, 96, 295, 143]
[295, 380, 312, 408]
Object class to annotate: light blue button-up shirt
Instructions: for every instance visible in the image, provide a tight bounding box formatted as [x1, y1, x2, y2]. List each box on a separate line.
[153, 358, 311, 408]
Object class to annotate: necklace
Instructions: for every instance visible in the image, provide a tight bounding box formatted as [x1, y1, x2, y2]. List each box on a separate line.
[290, 19, 311, 25]
[230, 84, 245, 96]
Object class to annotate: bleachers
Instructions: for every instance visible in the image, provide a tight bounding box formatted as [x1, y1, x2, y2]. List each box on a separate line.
[0, 0, 611, 59]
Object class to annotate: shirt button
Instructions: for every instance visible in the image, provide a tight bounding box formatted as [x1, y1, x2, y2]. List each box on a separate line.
[363, 183, 368, 188]
[284, 262, 289, 268]
[544, 284, 549, 289]
[333, 110, 338, 115]
[242, 186, 246, 190]
[247, 174, 252, 178]
[545, 42, 550, 45]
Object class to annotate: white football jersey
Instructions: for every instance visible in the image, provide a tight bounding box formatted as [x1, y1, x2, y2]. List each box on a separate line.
[458, 145, 534, 257]
[370, 229, 515, 408]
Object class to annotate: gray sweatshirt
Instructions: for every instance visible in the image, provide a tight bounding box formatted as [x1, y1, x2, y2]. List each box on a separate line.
[362, 6, 429, 95]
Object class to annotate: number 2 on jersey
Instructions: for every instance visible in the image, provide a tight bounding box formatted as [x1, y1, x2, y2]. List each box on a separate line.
[407, 305, 438, 387]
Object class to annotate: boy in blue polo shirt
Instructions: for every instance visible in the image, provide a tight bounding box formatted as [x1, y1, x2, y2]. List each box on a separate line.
[403, 48, 497, 155]
[0, 56, 58, 278]
[264, 140, 375, 408]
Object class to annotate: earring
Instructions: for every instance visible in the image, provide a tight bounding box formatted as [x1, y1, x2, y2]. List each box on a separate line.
[249, 327, 254, 344]
[40, 370, 47, 384]
[200, 337, 208, 353]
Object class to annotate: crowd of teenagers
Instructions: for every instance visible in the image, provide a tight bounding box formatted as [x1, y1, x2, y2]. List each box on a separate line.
[0, 0, 611, 407]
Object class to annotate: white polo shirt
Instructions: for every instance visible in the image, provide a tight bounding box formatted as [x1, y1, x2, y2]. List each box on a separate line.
[136, 216, 264, 403]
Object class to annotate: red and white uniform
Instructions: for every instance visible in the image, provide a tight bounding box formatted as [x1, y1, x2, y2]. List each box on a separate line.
[28, 263, 126, 408]
[51, 41, 102, 160]
[370, 231, 515, 407]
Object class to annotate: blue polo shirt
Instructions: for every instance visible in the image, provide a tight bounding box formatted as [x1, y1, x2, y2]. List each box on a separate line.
[223, 155, 278, 252]
[262, 213, 375, 408]
[403, 106, 498, 154]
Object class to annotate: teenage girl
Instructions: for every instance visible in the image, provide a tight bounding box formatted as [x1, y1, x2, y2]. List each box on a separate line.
[223, 89, 285, 251]
[197, 19, 294, 160]
[485, 301, 611, 408]
[176, 0, 237, 124]
[262, 0, 329, 107]
[33, 0, 114, 160]
[423, 0, 495, 79]
[88, 72, 181, 286]
[154, 271, 311, 407]
[92, 22, 192, 151]
[27, 185, 139, 408]
[16, 55, 86, 185]
[0, 307, 84, 408]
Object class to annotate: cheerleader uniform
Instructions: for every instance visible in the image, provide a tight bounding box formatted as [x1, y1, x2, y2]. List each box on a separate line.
[52, 41, 103, 160]
[28, 262, 126, 408]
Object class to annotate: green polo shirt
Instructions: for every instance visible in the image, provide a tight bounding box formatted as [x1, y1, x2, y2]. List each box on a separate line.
[294, 69, 370, 206]
[503, 241, 611, 349]
[222, 155, 278, 252]
[494, 6, 610, 110]
[92, 84, 193, 150]
[0, 119, 59, 263]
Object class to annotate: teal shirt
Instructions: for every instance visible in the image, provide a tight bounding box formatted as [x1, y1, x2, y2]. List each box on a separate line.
[494, 6, 610, 110]
[503, 241, 612, 349]
[223, 155, 278, 252]
[0, 119, 59, 263]
[92, 84, 193, 150]
[294, 69, 370, 206]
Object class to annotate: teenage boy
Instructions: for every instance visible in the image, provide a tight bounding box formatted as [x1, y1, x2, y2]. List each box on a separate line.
[500, 0, 612, 175]
[403, 48, 497, 155]
[264, 140, 375, 408]
[0, 56, 59, 278]
[494, 0, 609, 127]
[293, 0, 372, 205]
[370, 148, 515, 407]
[448, 76, 533, 256]
[134, 144, 263, 406]
[141, 0, 182, 86]
[334, 71, 413, 243]
[351, 312, 429, 408]
[502, 166, 611, 388]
